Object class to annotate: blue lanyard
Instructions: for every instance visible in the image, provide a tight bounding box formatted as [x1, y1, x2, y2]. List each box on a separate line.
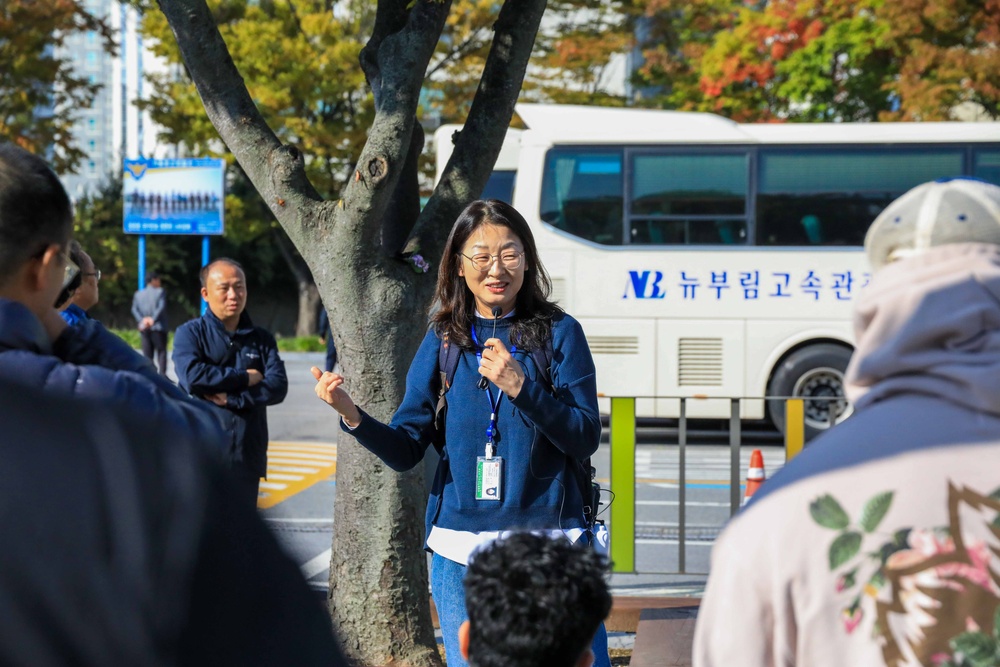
[471, 324, 517, 455]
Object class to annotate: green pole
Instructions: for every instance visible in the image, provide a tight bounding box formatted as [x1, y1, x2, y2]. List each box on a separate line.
[610, 397, 635, 573]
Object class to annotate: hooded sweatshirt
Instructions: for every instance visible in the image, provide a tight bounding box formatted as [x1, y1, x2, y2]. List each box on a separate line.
[694, 243, 1000, 667]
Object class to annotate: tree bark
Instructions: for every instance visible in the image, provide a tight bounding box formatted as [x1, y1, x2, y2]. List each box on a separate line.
[155, 0, 546, 663]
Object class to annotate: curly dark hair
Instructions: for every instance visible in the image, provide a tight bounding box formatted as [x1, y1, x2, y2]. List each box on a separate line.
[431, 199, 561, 351]
[463, 533, 611, 667]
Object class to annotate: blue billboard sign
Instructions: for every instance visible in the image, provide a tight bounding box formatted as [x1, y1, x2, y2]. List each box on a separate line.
[122, 158, 225, 235]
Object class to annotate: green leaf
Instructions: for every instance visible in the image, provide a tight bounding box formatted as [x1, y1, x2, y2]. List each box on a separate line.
[994, 606, 1000, 640]
[949, 631, 996, 666]
[829, 532, 863, 570]
[811, 494, 850, 530]
[859, 491, 893, 533]
[893, 528, 912, 547]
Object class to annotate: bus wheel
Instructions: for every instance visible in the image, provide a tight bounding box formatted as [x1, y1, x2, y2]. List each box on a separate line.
[767, 344, 854, 441]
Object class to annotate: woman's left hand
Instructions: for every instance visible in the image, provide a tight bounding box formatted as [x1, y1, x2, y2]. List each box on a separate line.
[480, 338, 525, 398]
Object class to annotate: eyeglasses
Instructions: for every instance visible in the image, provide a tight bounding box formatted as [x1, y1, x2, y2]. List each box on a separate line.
[459, 251, 525, 272]
[32, 243, 79, 289]
[83, 269, 101, 281]
[62, 253, 80, 289]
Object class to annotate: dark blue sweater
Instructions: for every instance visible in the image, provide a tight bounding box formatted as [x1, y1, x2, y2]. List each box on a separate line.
[173, 310, 288, 476]
[0, 298, 223, 443]
[343, 312, 601, 538]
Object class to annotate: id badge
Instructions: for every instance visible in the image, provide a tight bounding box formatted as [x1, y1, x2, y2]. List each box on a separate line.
[475, 456, 503, 501]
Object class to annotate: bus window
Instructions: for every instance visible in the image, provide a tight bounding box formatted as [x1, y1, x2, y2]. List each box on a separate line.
[630, 153, 748, 245]
[757, 149, 964, 246]
[974, 150, 1000, 186]
[541, 149, 623, 245]
[482, 170, 516, 203]
[629, 218, 747, 244]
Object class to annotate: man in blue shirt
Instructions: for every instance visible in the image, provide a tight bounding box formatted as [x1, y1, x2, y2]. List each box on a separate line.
[55, 241, 100, 325]
[173, 258, 289, 508]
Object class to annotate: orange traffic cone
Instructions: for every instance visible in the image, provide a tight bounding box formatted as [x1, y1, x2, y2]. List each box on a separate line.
[742, 449, 766, 507]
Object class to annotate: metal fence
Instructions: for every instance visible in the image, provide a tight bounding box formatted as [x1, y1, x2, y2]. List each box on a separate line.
[606, 396, 813, 574]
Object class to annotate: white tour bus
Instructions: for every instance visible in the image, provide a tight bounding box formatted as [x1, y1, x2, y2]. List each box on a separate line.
[434, 106, 1000, 438]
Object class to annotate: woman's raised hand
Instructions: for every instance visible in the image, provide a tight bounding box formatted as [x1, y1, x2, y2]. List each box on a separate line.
[310, 367, 362, 427]
[480, 338, 526, 398]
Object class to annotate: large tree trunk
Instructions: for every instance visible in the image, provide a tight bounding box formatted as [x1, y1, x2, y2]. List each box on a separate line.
[156, 0, 546, 663]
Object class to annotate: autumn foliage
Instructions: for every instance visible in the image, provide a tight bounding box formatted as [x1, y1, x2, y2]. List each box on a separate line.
[0, 0, 113, 172]
[630, 0, 1000, 121]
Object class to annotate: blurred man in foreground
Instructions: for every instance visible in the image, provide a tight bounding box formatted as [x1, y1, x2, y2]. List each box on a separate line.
[0, 378, 347, 666]
[0, 143, 215, 438]
[0, 142, 346, 665]
[694, 178, 1000, 667]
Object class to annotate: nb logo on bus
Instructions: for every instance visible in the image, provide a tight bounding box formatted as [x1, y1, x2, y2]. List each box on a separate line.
[624, 270, 666, 299]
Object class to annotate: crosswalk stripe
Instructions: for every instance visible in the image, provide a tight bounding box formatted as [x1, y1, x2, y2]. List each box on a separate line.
[260, 481, 287, 490]
[257, 441, 338, 510]
[300, 548, 333, 580]
[267, 452, 337, 462]
[267, 464, 322, 474]
[264, 473, 306, 482]
[268, 457, 334, 466]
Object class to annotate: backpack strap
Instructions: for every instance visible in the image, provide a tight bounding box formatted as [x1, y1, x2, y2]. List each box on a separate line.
[530, 322, 600, 531]
[528, 335, 554, 393]
[433, 331, 461, 453]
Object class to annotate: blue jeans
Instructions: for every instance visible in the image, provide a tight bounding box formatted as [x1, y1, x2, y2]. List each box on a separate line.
[430, 553, 610, 667]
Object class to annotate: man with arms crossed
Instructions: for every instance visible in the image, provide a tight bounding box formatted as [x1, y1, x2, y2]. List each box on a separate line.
[173, 258, 288, 507]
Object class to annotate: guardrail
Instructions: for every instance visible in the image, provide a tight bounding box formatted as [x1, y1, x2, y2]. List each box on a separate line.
[607, 396, 820, 574]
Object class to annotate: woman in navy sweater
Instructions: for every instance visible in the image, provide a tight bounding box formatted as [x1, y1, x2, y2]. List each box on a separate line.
[312, 199, 607, 667]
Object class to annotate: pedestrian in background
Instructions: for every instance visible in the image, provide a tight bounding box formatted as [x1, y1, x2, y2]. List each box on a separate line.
[694, 178, 1000, 667]
[55, 240, 100, 326]
[317, 304, 338, 372]
[132, 270, 169, 375]
[173, 258, 289, 508]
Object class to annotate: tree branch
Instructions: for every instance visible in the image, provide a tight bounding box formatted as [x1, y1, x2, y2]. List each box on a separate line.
[380, 122, 425, 256]
[358, 0, 412, 106]
[412, 0, 548, 265]
[335, 1, 450, 255]
[426, 27, 491, 78]
[155, 0, 324, 249]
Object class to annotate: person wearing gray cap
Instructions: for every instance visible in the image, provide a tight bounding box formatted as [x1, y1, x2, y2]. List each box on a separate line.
[694, 177, 1000, 667]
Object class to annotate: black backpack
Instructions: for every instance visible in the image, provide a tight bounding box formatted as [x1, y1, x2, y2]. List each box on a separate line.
[432, 331, 601, 530]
